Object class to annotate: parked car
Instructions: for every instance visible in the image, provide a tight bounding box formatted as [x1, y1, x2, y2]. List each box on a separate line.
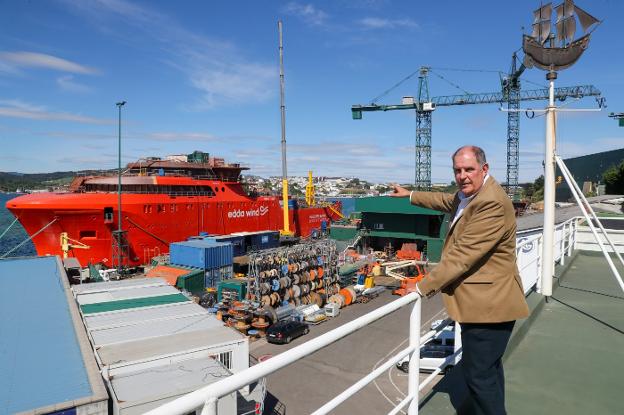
[266, 320, 309, 344]
[397, 320, 459, 373]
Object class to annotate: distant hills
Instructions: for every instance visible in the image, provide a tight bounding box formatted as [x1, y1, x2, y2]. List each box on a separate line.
[0, 170, 113, 192]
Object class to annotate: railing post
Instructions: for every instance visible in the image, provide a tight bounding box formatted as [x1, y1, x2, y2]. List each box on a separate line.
[407, 298, 421, 414]
[200, 397, 218, 415]
[560, 222, 566, 266]
[573, 218, 578, 251]
[536, 235, 543, 293]
[568, 220, 574, 256]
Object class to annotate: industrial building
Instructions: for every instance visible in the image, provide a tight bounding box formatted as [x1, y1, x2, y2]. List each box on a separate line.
[556, 148, 624, 201]
[330, 196, 448, 261]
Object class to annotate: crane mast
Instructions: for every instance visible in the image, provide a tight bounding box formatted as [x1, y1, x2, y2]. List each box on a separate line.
[504, 53, 525, 197]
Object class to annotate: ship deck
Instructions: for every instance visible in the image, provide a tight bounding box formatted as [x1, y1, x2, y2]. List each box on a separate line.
[420, 250, 623, 414]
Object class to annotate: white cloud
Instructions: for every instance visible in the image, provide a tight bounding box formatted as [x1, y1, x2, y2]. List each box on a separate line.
[61, 0, 275, 108]
[282, 2, 329, 26]
[0, 99, 112, 124]
[57, 75, 92, 93]
[0, 51, 99, 75]
[358, 17, 418, 30]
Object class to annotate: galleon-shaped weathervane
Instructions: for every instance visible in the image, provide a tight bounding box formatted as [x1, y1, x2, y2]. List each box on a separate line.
[523, 0, 601, 71]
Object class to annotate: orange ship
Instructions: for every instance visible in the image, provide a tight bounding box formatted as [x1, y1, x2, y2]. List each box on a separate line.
[6, 153, 342, 267]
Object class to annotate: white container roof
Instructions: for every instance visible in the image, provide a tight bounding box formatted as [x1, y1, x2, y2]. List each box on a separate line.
[97, 325, 246, 367]
[107, 356, 233, 414]
[83, 302, 207, 331]
[89, 313, 225, 346]
[72, 277, 167, 295]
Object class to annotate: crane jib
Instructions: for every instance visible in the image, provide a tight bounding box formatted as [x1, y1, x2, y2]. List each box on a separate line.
[351, 85, 601, 113]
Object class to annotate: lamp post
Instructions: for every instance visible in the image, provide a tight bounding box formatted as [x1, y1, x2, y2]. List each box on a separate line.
[115, 100, 126, 273]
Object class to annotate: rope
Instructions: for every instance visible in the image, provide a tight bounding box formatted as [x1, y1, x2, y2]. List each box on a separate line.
[0, 216, 19, 242]
[126, 217, 169, 245]
[522, 78, 548, 89]
[428, 69, 471, 95]
[369, 68, 422, 104]
[429, 66, 504, 74]
[1, 217, 58, 258]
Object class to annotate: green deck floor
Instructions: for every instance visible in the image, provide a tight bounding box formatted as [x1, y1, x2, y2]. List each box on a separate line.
[420, 251, 624, 414]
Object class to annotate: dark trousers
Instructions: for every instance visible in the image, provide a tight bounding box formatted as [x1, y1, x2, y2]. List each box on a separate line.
[459, 321, 515, 415]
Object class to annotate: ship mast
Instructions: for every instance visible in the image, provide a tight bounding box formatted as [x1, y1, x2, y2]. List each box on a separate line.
[278, 20, 292, 236]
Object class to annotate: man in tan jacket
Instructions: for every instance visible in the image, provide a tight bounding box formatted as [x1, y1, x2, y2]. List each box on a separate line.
[392, 145, 528, 415]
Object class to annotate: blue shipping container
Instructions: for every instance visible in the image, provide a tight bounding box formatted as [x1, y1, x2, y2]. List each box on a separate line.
[170, 240, 233, 269]
[212, 235, 246, 257]
[249, 231, 280, 251]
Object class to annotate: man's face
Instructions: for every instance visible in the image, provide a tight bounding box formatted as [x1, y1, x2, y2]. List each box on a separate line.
[453, 150, 488, 197]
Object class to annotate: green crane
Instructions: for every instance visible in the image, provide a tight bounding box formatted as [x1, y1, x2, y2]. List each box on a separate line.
[352, 66, 602, 194]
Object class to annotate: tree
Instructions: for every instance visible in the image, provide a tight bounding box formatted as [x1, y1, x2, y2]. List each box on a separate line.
[526, 175, 544, 202]
[603, 162, 624, 194]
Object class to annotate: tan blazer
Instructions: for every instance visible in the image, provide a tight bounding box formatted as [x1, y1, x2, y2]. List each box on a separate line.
[412, 177, 529, 323]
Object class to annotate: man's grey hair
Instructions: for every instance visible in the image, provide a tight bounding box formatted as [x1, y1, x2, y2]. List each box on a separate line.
[452, 145, 487, 166]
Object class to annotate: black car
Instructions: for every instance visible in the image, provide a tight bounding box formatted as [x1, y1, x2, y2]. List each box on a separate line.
[266, 320, 309, 344]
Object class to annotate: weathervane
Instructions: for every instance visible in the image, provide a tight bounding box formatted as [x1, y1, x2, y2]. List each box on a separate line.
[523, 0, 601, 73]
[516, 1, 610, 299]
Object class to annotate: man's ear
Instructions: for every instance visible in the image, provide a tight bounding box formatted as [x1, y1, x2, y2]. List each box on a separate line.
[482, 163, 489, 174]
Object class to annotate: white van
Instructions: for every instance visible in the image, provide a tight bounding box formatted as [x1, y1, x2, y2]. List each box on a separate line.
[396, 319, 462, 373]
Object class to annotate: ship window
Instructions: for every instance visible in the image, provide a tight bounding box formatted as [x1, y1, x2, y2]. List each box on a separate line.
[157, 204, 164, 213]
[104, 207, 114, 223]
[221, 187, 225, 192]
[80, 230, 96, 239]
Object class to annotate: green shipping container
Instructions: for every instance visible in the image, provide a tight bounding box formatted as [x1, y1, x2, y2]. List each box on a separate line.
[176, 268, 206, 294]
[217, 279, 247, 302]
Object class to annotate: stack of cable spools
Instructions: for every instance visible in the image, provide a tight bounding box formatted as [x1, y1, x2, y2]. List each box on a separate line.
[249, 240, 339, 325]
[327, 286, 358, 309]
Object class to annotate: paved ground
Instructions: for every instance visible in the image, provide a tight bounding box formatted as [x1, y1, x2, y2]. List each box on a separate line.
[249, 290, 446, 415]
[517, 195, 624, 231]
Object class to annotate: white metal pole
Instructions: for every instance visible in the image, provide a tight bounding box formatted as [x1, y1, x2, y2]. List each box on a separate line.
[555, 158, 624, 293]
[407, 296, 421, 414]
[541, 73, 557, 297]
[558, 157, 624, 267]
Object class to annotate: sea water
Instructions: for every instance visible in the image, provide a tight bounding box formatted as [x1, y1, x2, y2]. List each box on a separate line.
[0, 193, 36, 257]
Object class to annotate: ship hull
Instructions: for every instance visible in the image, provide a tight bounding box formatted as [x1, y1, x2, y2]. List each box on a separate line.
[6, 191, 341, 267]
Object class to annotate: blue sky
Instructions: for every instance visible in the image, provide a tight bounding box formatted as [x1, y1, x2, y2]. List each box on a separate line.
[0, 0, 622, 184]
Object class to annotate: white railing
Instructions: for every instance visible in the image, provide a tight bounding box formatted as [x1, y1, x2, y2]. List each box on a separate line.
[147, 216, 584, 415]
[146, 292, 425, 415]
[516, 217, 578, 294]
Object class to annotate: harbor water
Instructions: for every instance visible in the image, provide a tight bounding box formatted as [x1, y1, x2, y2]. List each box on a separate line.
[0, 193, 35, 258]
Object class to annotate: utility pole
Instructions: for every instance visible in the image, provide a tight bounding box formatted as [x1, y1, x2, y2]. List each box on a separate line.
[115, 100, 126, 274]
